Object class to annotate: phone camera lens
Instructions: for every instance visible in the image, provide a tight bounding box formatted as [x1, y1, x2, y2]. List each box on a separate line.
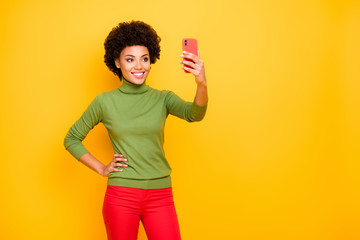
[184, 40, 187, 46]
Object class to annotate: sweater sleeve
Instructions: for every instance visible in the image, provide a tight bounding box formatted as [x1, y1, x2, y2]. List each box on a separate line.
[165, 91, 207, 122]
[64, 94, 103, 160]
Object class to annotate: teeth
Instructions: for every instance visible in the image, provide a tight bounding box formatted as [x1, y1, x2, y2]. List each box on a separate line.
[133, 73, 143, 76]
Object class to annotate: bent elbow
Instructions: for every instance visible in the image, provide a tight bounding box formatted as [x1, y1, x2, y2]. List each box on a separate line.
[187, 111, 206, 122]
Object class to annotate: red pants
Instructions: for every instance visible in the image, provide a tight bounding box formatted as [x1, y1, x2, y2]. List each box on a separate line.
[102, 185, 181, 240]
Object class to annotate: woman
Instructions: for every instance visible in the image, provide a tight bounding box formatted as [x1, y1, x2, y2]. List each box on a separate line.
[64, 20, 208, 240]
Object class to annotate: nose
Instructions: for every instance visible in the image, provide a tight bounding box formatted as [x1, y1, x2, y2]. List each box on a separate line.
[134, 59, 142, 69]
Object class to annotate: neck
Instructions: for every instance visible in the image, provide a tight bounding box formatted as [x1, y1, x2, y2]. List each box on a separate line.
[118, 77, 150, 94]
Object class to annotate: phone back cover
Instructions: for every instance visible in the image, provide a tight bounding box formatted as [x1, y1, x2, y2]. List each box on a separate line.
[182, 38, 198, 56]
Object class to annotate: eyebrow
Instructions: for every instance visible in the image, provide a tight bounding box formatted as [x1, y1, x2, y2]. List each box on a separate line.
[125, 54, 149, 57]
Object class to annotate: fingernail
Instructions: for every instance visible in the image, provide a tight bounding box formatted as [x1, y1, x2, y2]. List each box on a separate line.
[124, 165, 128, 167]
[180, 55, 184, 58]
[124, 159, 127, 161]
[120, 169, 124, 171]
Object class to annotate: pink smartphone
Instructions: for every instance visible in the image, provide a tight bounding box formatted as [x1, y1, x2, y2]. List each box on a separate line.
[182, 38, 198, 73]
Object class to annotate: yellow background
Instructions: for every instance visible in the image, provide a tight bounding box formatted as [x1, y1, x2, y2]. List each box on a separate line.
[1, 0, 359, 239]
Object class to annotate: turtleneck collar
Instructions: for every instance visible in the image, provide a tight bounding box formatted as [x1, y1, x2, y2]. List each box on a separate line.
[118, 78, 150, 94]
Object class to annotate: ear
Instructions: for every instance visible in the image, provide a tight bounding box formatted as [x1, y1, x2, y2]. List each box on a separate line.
[115, 58, 120, 68]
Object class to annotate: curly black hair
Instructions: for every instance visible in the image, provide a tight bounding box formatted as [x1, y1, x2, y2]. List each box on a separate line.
[104, 20, 161, 79]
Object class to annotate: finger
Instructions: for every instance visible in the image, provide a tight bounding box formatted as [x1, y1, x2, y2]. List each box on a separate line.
[114, 157, 128, 162]
[181, 52, 199, 63]
[181, 65, 199, 75]
[182, 51, 197, 58]
[113, 154, 123, 158]
[181, 60, 197, 69]
[103, 165, 122, 176]
[115, 162, 128, 167]
[111, 167, 124, 172]
[108, 164, 124, 172]
[181, 62, 200, 71]
[184, 55, 203, 68]
[181, 55, 197, 64]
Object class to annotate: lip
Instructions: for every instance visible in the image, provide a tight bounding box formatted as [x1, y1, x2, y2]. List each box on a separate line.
[131, 72, 145, 79]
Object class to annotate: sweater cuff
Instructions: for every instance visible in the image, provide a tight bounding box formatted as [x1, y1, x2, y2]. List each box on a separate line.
[192, 99, 208, 111]
[193, 100, 207, 107]
[190, 100, 208, 121]
[66, 144, 89, 160]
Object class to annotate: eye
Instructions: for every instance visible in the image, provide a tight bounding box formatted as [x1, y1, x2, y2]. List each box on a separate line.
[126, 58, 133, 62]
[142, 57, 149, 62]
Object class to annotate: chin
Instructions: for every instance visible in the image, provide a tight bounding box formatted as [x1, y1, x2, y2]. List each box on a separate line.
[131, 78, 146, 85]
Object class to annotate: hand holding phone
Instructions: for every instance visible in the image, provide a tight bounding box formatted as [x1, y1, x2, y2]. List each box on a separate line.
[182, 38, 198, 73]
[180, 38, 207, 89]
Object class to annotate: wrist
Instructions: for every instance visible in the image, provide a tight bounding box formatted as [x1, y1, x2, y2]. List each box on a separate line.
[196, 80, 207, 87]
[196, 74, 207, 87]
[97, 165, 106, 176]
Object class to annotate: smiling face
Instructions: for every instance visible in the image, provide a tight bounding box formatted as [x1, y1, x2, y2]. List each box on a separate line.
[115, 45, 151, 85]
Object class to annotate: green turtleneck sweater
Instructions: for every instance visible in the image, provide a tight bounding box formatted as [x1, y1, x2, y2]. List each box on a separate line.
[64, 80, 207, 189]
